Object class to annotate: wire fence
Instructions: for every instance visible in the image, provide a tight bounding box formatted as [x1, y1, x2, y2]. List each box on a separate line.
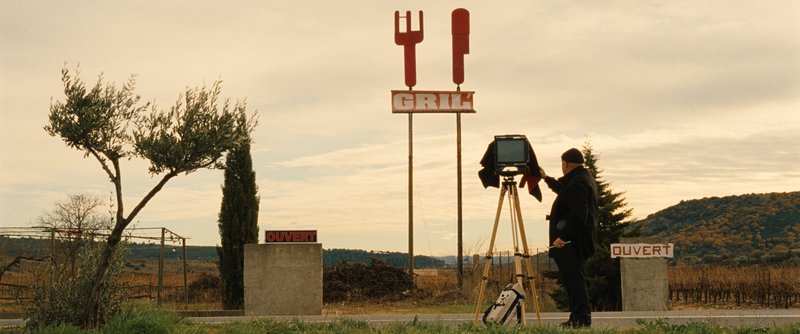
[0, 226, 216, 312]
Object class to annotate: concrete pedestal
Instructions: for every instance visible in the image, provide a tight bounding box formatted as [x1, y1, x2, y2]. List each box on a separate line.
[619, 237, 669, 311]
[243, 243, 323, 316]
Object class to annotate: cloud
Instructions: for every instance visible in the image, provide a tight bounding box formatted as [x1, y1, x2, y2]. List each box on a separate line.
[1, 1, 798, 254]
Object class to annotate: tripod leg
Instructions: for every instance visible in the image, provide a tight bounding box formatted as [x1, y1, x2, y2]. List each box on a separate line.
[513, 251, 527, 325]
[511, 184, 543, 324]
[473, 186, 507, 323]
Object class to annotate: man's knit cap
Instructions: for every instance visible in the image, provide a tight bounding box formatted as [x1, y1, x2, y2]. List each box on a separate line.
[561, 148, 584, 164]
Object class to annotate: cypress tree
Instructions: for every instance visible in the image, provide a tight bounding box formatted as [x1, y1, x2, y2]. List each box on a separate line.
[217, 133, 259, 310]
[581, 141, 636, 311]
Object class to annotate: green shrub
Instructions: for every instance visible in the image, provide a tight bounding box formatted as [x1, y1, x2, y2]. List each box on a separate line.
[25, 241, 128, 329]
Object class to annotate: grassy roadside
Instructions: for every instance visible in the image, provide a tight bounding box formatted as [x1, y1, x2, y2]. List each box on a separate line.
[204, 319, 800, 334]
[3, 307, 800, 334]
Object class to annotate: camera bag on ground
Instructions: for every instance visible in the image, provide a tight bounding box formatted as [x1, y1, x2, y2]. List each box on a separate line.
[482, 282, 525, 325]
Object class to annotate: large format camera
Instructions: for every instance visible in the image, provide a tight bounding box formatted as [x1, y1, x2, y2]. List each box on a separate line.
[478, 134, 542, 200]
[493, 134, 530, 175]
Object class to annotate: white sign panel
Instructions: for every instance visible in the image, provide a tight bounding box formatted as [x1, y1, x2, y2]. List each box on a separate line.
[391, 90, 476, 113]
[610, 243, 674, 258]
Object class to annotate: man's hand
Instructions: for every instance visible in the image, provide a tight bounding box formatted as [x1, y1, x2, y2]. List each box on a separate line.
[539, 167, 547, 179]
[552, 237, 568, 248]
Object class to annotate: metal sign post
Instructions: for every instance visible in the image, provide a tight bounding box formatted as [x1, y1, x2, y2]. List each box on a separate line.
[456, 110, 463, 288]
[452, 8, 469, 288]
[392, 9, 473, 283]
[394, 10, 424, 276]
[408, 111, 413, 274]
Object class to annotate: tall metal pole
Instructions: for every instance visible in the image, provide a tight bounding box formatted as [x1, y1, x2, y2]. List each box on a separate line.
[408, 112, 414, 276]
[452, 5, 469, 287]
[456, 111, 463, 289]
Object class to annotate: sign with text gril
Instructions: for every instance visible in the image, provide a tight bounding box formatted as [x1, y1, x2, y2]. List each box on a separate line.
[391, 90, 475, 113]
[265, 230, 317, 243]
[610, 243, 674, 258]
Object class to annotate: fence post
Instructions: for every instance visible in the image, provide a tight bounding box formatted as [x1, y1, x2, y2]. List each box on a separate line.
[50, 229, 55, 261]
[47, 229, 55, 299]
[535, 248, 540, 294]
[500, 251, 505, 283]
[183, 238, 188, 310]
[158, 228, 165, 306]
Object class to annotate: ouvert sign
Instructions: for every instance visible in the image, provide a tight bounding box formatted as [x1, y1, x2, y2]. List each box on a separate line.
[264, 230, 317, 243]
[610, 243, 674, 258]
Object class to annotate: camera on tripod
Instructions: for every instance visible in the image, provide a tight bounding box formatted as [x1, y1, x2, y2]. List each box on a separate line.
[494, 134, 531, 176]
[473, 133, 545, 324]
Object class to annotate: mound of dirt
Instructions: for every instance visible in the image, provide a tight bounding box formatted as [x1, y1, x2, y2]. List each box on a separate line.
[323, 259, 414, 303]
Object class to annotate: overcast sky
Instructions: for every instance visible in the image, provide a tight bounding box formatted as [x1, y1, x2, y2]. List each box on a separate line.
[1, 1, 798, 256]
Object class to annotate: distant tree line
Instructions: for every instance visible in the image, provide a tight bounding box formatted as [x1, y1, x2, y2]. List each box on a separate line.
[127, 243, 219, 260]
[0, 239, 445, 268]
[322, 248, 445, 268]
[4, 235, 798, 268]
[0, 239, 219, 260]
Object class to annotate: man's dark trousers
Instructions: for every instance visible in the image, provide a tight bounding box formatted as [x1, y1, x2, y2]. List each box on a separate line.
[552, 244, 591, 323]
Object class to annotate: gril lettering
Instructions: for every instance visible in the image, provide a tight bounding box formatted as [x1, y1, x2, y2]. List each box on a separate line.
[391, 91, 474, 112]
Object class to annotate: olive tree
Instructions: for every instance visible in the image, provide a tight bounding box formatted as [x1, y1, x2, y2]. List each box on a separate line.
[45, 67, 255, 327]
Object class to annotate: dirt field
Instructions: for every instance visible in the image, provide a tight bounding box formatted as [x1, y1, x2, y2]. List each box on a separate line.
[4, 256, 795, 314]
[0, 259, 560, 313]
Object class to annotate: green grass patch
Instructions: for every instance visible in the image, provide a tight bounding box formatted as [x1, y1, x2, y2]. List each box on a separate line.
[99, 305, 207, 334]
[205, 319, 800, 334]
[6, 307, 800, 334]
[632, 319, 800, 334]
[213, 318, 373, 334]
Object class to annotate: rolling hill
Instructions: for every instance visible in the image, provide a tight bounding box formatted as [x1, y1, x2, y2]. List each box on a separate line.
[632, 191, 800, 265]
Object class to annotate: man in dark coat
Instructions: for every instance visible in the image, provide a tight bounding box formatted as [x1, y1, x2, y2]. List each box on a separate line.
[540, 148, 598, 328]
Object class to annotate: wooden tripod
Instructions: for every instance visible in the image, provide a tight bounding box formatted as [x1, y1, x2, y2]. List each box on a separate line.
[473, 175, 542, 325]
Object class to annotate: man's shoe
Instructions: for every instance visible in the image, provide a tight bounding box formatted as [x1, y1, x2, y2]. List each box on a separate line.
[559, 319, 591, 328]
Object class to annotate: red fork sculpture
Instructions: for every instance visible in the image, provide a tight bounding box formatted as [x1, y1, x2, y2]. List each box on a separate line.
[394, 10, 424, 89]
